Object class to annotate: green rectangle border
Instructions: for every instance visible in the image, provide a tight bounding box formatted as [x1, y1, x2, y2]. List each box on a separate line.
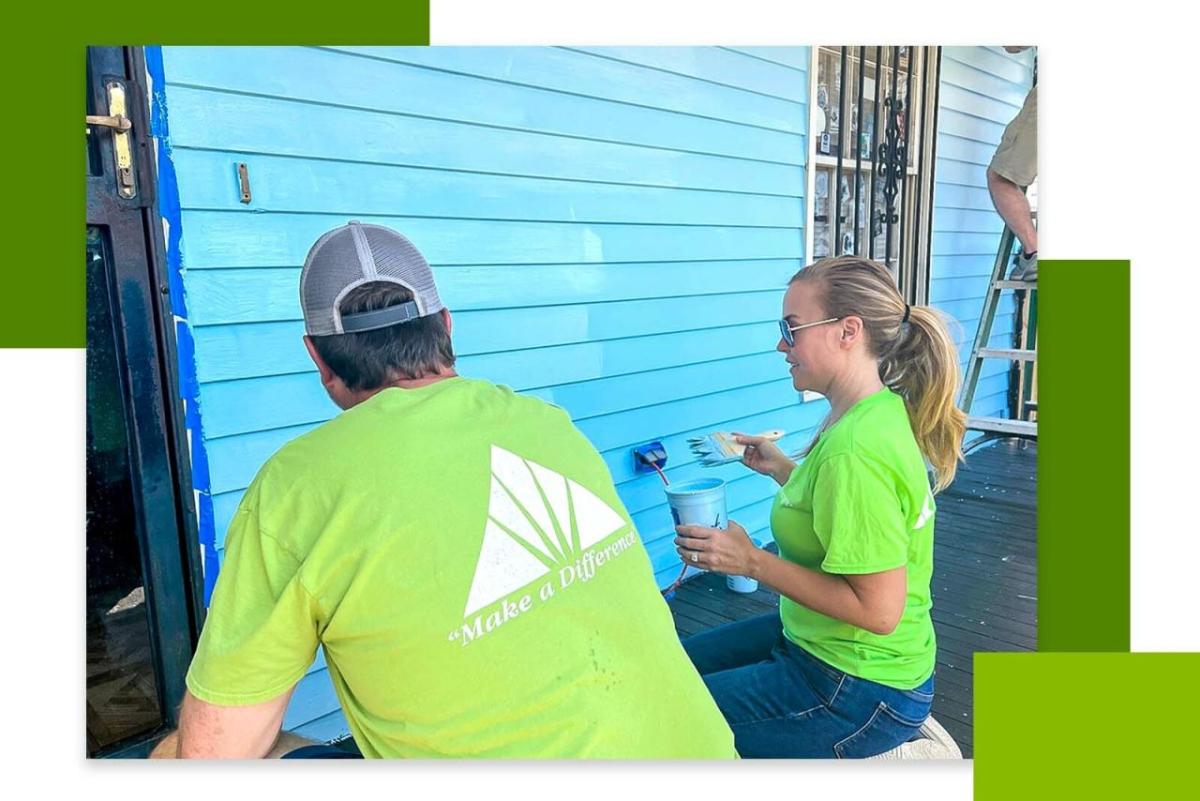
[0, 3, 429, 348]
[1039, 260, 1130, 652]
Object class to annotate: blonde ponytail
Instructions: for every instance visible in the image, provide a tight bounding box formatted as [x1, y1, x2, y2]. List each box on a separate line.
[791, 257, 966, 492]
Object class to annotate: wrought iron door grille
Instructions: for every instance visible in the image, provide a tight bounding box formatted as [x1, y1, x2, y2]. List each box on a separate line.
[813, 46, 941, 305]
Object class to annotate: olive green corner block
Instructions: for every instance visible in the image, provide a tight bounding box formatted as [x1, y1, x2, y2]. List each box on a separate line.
[975, 651, 1200, 798]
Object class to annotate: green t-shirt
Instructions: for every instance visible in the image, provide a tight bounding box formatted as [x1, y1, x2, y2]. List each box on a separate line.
[770, 388, 937, 690]
[187, 377, 735, 758]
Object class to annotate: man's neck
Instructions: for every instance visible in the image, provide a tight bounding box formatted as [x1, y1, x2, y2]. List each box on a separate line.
[347, 368, 459, 407]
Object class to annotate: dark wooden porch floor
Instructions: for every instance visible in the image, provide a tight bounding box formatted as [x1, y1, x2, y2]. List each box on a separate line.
[668, 438, 1037, 758]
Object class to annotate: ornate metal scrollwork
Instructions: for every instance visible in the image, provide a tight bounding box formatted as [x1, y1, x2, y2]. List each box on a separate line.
[877, 94, 907, 227]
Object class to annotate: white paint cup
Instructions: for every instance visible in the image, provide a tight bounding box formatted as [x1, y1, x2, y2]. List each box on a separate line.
[726, 574, 759, 594]
[664, 477, 728, 530]
[665, 479, 757, 592]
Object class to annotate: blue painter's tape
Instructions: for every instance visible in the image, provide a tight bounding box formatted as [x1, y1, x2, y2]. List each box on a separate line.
[173, 320, 199, 403]
[197, 491, 219, 602]
[147, 46, 220, 605]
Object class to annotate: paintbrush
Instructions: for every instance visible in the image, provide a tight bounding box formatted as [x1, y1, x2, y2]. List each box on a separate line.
[686, 429, 785, 467]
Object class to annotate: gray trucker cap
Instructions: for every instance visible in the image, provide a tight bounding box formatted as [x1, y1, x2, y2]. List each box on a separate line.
[299, 221, 445, 336]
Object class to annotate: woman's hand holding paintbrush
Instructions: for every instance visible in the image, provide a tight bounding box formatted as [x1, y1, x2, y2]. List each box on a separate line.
[731, 432, 796, 486]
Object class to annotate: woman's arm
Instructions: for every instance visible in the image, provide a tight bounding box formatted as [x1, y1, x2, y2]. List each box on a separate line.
[750, 549, 907, 635]
[675, 521, 907, 635]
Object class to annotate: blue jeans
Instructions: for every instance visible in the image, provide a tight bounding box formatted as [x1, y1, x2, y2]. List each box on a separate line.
[281, 742, 363, 759]
[682, 613, 934, 758]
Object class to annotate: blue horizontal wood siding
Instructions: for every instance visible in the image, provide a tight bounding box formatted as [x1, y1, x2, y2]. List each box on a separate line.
[156, 45, 812, 739]
[930, 47, 1036, 427]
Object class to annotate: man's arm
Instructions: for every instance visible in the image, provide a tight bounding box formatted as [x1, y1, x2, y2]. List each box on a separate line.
[164, 686, 296, 759]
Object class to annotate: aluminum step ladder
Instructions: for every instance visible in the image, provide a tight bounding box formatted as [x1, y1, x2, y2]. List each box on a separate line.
[960, 222, 1038, 439]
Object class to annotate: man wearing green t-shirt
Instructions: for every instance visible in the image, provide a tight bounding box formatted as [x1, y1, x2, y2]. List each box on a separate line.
[161, 222, 735, 759]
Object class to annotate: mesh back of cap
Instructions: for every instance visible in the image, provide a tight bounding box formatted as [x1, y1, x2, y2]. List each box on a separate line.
[362, 226, 444, 315]
[300, 223, 444, 335]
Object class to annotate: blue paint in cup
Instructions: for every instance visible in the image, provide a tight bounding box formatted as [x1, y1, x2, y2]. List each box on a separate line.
[664, 477, 727, 530]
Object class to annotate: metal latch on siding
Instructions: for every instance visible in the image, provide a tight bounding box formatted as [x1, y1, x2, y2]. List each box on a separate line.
[86, 81, 136, 199]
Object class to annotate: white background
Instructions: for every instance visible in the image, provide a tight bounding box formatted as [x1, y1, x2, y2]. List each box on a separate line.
[2, 0, 1192, 796]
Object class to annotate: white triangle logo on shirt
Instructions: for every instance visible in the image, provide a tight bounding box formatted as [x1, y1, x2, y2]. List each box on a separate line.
[915, 491, 936, 530]
[462, 446, 629, 617]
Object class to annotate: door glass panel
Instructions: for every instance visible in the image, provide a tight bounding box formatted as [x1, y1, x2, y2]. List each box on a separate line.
[86, 225, 164, 755]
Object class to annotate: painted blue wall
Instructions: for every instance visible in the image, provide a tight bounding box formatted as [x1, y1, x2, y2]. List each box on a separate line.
[154, 45, 813, 740]
[929, 47, 1036, 424]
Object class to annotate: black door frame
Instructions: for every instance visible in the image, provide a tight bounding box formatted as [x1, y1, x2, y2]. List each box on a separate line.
[87, 45, 205, 758]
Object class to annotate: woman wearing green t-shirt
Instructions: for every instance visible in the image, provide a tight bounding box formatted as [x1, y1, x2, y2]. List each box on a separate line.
[676, 256, 966, 758]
